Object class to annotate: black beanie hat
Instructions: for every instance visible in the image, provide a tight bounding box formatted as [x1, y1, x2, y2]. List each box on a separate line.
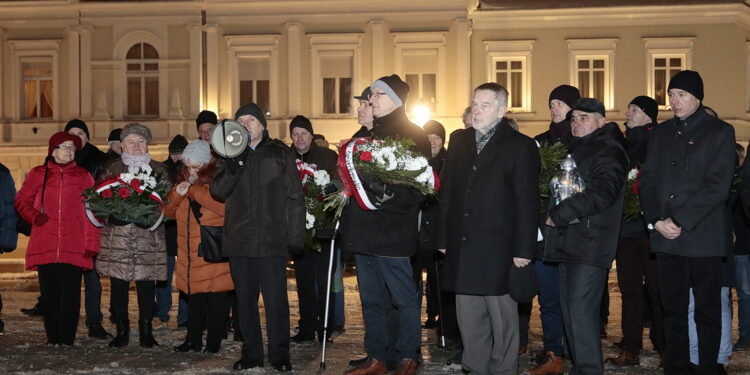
[168, 134, 189, 154]
[64, 119, 90, 139]
[289, 115, 314, 135]
[107, 128, 122, 142]
[423, 120, 446, 141]
[372, 74, 410, 107]
[234, 103, 267, 128]
[196, 110, 218, 129]
[668, 70, 704, 101]
[548, 85, 581, 109]
[571, 98, 606, 118]
[629, 95, 659, 124]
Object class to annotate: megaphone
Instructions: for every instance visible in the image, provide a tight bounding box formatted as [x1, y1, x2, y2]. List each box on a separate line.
[211, 119, 248, 158]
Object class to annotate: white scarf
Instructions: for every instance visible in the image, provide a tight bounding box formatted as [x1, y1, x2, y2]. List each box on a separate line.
[121, 152, 152, 174]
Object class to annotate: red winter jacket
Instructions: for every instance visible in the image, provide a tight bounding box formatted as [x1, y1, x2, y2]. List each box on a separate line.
[15, 159, 100, 271]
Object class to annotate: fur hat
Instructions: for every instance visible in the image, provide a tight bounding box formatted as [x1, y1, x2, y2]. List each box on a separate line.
[234, 103, 267, 128]
[289, 115, 314, 135]
[64, 119, 90, 139]
[371, 74, 410, 108]
[196, 110, 218, 129]
[629, 96, 659, 124]
[181, 140, 212, 165]
[168, 134, 189, 154]
[120, 122, 153, 144]
[668, 70, 704, 101]
[423, 120, 446, 141]
[48, 131, 82, 156]
[548, 85, 581, 109]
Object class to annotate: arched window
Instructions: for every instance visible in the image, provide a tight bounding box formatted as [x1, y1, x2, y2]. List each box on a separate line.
[126, 42, 159, 117]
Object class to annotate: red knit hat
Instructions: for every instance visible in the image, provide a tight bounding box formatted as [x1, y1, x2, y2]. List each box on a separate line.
[48, 131, 82, 156]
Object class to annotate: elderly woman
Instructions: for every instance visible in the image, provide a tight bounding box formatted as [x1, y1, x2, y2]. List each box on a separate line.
[15, 132, 100, 346]
[164, 140, 233, 353]
[96, 123, 168, 348]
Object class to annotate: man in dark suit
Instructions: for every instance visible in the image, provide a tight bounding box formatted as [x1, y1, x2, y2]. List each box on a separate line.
[438, 82, 539, 375]
[640, 70, 736, 375]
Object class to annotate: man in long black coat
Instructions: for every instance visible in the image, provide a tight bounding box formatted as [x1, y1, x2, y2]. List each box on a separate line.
[544, 98, 628, 375]
[438, 83, 539, 375]
[640, 70, 736, 375]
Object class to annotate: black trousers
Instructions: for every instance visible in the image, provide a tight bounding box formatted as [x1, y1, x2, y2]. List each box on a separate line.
[657, 253, 721, 375]
[110, 278, 156, 322]
[412, 248, 440, 319]
[229, 256, 290, 363]
[436, 258, 460, 344]
[615, 236, 664, 352]
[38, 263, 83, 345]
[186, 292, 229, 347]
[560, 262, 607, 375]
[293, 245, 334, 336]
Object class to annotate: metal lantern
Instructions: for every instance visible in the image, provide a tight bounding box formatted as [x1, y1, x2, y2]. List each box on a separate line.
[550, 154, 585, 206]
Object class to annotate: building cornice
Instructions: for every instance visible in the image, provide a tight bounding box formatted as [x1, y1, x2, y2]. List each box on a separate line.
[471, 3, 750, 30]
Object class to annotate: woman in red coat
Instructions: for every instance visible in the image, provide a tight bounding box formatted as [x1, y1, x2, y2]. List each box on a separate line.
[14, 132, 100, 346]
[164, 140, 233, 353]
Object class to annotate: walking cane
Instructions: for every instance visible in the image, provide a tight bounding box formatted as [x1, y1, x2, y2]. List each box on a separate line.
[433, 258, 447, 348]
[319, 220, 340, 371]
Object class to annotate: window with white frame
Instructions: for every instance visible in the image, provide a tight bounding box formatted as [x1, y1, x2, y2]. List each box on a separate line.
[643, 37, 693, 109]
[239, 57, 271, 114]
[320, 54, 353, 114]
[484, 40, 534, 112]
[404, 52, 437, 113]
[567, 39, 617, 110]
[126, 42, 159, 117]
[22, 59, 54, 119]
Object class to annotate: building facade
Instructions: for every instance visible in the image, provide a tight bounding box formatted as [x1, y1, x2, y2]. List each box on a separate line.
[0, 0, 749, 264]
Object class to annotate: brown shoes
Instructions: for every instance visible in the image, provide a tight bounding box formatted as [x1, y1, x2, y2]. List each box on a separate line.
[523, 351, 564, 375]
[343, 358, 389, 375]
[392, 358, 418, 375]
[605, 350, 640, 366]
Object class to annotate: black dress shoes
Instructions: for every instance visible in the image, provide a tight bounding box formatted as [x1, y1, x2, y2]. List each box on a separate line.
[233, 358, 263, 370]
[271, 358, 292, 372]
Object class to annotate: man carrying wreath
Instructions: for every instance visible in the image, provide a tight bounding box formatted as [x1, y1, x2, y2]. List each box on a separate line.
[341, 74, 430, 375]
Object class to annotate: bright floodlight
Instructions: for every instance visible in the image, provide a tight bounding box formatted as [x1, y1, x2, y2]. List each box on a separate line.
[412, 104, 431, 126]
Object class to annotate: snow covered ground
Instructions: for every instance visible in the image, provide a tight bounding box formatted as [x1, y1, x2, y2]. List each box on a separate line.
[0, 270, 747, 374]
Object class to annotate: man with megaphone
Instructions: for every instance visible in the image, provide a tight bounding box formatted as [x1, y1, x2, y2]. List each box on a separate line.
[211, 103, 305, 372]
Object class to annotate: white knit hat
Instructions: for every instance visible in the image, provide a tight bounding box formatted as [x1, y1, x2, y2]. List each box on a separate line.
[181, 140, 212, 165]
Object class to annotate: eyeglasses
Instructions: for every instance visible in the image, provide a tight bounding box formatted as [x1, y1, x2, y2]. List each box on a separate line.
[56, 145, 76, 151]
[370, 92, 388, 99]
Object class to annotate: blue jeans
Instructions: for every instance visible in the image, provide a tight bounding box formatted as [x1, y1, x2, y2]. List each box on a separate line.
[735, 255, 750, 339]
[154, 255, 175, 321]
[355, 254, 420, 362]
[689, 287, 733, 365]
[83, 257, 103, 326]
[535, 260, 565, 356]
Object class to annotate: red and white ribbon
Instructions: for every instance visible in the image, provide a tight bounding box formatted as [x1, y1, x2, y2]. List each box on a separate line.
[86, 177, 165, 231]
[295, 159, 317, 181]
[338, 138, 378, 211]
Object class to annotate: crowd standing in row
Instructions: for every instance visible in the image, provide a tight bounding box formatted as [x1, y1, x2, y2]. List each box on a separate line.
[0, 69, 746, 375]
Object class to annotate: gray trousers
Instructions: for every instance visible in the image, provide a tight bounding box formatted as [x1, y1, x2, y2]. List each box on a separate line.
[456, 293, 519, 375]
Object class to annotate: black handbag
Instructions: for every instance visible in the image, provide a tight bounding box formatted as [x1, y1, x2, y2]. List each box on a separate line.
[189, 199, 227, 263]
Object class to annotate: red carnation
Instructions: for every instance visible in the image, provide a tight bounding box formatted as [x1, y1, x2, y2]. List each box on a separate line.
[117, 187, 131, 198]
[129, 179, 142, 190]
[317, 194, 325, 202]
[632, 179, 639, 195]
[359, 151, 373, 162]
[101, 189, 113, 198]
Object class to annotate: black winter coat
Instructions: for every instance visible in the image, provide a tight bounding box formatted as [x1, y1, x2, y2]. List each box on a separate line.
[641, 108, 736, 258]
[340, 106, 430, 257]
[544, 122, 628, 269]
[76, 142, 107, 178]
[211, 135, 305, 258]
[438, 119, 540, 296]
[418, 147, 446, 251]
[620, 123, 655, 239]
[534, 119, 572, 147]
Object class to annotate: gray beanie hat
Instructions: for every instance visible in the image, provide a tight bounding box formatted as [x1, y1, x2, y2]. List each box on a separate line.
[181, 140, 212, 165]
[120, 122, 153, 144]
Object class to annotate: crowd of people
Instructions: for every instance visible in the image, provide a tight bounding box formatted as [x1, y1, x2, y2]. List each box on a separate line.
[0, 69, 746, 375]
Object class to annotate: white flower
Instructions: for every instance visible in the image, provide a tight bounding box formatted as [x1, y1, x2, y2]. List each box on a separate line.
[415, 167, 435, 186]
[627, 168, 639, 181]
[402, 156, 428, 171]
[305, 211, 315, 229]
[119, 172, 134, 183]
[313, 170, 330, 187]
